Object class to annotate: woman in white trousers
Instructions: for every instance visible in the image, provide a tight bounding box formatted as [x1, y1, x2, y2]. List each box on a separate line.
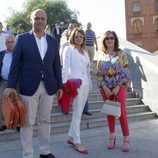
[62, 27, 92, 154]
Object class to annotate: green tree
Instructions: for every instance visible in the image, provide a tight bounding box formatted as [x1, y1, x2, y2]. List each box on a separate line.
[7, 0, 81, 34]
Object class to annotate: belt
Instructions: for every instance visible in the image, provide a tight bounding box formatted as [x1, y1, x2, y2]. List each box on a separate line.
[86, 44, 94, 46]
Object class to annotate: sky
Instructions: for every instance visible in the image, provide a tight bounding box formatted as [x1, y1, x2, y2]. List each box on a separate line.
[0, 0, 126, 39]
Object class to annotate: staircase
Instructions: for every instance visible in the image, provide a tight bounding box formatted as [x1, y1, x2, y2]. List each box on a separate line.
[0, 76, 157, 142]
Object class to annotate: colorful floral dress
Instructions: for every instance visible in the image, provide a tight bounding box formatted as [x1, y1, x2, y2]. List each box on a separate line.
[96, 50, 129, 88]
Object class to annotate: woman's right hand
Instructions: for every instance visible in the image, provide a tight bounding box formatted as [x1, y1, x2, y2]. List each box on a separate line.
[103, 85, 112, 97]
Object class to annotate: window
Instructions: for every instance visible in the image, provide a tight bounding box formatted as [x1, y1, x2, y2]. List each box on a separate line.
[133, 2, 141, 12]
[154, 18, 158, 31]
[133, 19, 143, 34]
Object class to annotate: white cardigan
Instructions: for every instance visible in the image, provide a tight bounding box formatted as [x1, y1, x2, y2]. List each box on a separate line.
[62, 46, 92, 90]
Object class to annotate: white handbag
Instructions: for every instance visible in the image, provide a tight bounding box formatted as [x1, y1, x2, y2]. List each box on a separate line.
[101, 100, 121, 117]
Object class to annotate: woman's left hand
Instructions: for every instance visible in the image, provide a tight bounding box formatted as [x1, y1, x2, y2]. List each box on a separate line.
[112, 85, 120, 95]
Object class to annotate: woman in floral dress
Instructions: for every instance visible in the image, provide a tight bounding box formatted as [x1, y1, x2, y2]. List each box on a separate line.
[96, 30, 130, 152]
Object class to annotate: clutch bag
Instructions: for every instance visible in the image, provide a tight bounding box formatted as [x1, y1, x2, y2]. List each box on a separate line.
[101, 100, 121, 117]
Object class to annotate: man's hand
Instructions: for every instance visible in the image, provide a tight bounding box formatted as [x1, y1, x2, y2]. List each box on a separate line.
[3, 88, 17, 97]
[56, 89, 63, 100]
[103, 85, 112, 97]
[112, 85, 120, 95]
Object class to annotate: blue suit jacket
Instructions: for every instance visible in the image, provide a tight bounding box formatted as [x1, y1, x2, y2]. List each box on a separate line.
[7, 31, 62, 96]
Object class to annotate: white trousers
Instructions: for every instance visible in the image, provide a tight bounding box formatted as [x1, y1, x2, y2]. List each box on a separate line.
[20, 82, 54, 158]
[68, 85, 89, 144]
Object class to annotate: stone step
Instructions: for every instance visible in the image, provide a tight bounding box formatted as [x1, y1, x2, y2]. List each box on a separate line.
[79, 112, 157, 130]
[52, 97, 142, 112]
[53, 91, 136, 104]
[0, 111, 156, 142]
[50, 112, 157, 134]
[48, 104, 150, 123]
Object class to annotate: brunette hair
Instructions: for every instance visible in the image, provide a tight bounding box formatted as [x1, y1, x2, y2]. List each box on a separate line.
[101, 30, 121, 53]
[69, 27, 85, 48]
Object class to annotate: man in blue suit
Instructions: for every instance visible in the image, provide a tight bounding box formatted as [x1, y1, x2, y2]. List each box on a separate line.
[4, 9, 63, 158]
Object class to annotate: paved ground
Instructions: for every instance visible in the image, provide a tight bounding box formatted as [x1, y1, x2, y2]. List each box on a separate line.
[0, 119, 158, 158]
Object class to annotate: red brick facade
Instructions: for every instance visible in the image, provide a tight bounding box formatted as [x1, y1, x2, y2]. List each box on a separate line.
[125, 0, 158, 52]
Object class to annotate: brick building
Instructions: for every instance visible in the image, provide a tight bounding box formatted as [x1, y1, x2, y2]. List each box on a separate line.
[125, 0, 158, 53]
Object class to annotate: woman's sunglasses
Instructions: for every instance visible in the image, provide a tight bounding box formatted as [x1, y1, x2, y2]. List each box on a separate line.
[105, 37, 115, 40]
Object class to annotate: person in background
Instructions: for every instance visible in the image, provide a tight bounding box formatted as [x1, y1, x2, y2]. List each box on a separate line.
[5, 25, 14, 35]
[60, 23, 78, 66]
[4, 9, 63, 158]
[83, 22, 98, 115]
[96, 30, 130, 152]
[45, 25, 51, 35]
[61, 23, 76, 37]
[0, 22, 8, 52]
[60, 23, 77, 46]
[0, 35, 16, 131]
[52, 22, 62, 47]
[62, 27, 92, 154]
[59, 29, 72, 67]
[85, 22, 98, 63]
[82, 100, 92, 115]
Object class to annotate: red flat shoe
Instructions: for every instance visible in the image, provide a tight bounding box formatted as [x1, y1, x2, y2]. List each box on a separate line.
[74, 144, 88, 154]
[67, 139, 75, 146]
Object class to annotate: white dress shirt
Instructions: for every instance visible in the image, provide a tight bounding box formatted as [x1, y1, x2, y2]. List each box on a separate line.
[33, 32, 48, 60]
[56, 27, 60, 35]
[1, 51, 12, 80]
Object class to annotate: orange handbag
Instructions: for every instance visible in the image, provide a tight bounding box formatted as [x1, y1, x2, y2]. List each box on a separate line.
[1, 93, 25, 129]
[15, 96, 25, 127]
